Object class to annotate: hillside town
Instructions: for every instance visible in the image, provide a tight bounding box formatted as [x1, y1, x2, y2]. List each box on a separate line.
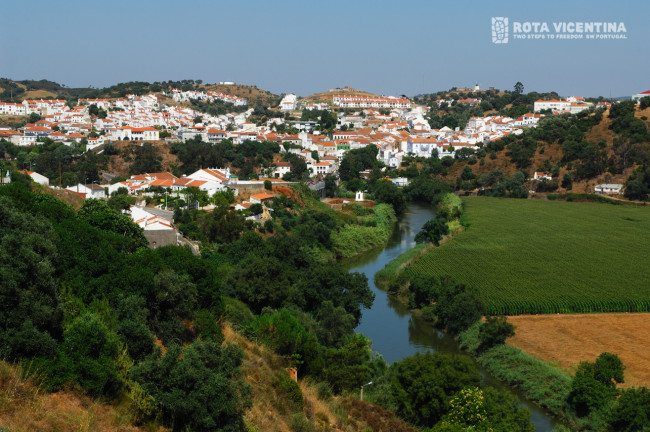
[2, 82, 648, 248]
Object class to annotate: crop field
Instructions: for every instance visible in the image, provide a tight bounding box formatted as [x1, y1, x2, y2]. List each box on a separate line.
[406, 197, 650, 315]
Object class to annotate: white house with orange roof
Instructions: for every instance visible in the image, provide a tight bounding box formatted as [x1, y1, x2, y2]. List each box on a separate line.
[18, 170, 49, 185]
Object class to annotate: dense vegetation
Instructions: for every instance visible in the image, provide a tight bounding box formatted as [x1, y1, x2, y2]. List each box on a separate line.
[0, 178, 382, 431]
[0, 138, 107, 186]
[170, 136, 281, 178]
[406, 197, 650, 315]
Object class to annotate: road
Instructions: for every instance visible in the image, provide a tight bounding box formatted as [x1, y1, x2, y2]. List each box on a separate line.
[142, 207, 174, 219]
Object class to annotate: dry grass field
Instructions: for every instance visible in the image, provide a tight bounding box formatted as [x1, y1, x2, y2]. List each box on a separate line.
[507, 313, 650, 387]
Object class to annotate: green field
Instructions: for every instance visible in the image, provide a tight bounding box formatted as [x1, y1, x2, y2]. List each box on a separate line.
[406, 197, 650, 315]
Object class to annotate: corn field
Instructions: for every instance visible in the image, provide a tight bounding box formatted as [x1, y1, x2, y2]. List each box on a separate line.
[406, 197, 650, 315]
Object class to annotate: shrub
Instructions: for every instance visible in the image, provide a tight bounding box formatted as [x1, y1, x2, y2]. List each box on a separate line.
[478, 316, 515, 352]
[273, 372, 304, 412]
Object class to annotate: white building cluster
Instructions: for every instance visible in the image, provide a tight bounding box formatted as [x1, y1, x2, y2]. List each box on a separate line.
[533, 97, 592, 114]
[332, 95, 411, 109]
[168, 89, 247, 106]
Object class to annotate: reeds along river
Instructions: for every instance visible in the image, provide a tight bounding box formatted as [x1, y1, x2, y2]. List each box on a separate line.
[344, 202, 558, 432]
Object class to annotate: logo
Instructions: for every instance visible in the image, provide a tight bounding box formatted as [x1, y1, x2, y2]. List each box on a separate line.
[491, 17, 627, 43]
[492, 17, 509, 44]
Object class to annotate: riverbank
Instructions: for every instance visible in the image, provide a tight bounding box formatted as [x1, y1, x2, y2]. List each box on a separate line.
[374, 233, 579, 428]
[350, 203, 558, 431]
[331, 203, 397, 259]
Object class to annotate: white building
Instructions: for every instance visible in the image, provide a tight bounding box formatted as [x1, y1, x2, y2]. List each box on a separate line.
[632, 90, 650, 102]
[594, 184, 623, 194]
[280, 94, 298, 111]
[18, 170, 49, 185]
[533, 99, 571, 112]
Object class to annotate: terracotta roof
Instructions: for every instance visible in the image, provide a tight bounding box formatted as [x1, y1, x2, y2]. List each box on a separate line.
[250, 193, 275, 200]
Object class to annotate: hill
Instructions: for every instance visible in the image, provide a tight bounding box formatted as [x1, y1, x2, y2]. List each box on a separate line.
[223, 324, 417, 432]
[0, 78, 280, 106]
[0, 361, 161, 432]
[300, 86, 382, 103]
[0, 323, 415, 432]
[201, 83, 280, 106]
[406, 196, 650, 315]
[424, 106, 650, 196]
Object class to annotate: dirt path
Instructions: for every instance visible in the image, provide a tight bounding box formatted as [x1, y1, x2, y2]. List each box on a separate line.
[507, 313, 650, 387]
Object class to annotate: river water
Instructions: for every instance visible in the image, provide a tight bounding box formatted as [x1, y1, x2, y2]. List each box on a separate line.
[345, 202, 557, 431]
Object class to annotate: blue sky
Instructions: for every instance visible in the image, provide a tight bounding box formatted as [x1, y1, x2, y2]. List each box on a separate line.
[1, 0, 648, 98]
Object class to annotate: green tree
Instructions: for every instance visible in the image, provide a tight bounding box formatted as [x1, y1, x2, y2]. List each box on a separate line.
[391, 352, 481, 427]
[323, 334, 375, 394]
[78, 199, 147, 250]
[129, 142, 162, 175]
[415, 217, 449, 246]
[371, 179, 406, 215]
[568, 352, 625, 417]
[608, 386, 650, 432]
[514, 82, 524, 95]
[324, 175, 338, 198]
[640, 96, 650, 110]
[60, 312, 122, 397]
[0, 194, 62, 360]
[434, 280, 484, 334]
[562, 172, 574, 190]
[132, 340, 251, 432]
[478, 316, 515, 352]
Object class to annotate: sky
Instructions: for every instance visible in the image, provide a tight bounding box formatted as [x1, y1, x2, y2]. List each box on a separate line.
[1, 0, 648, 98]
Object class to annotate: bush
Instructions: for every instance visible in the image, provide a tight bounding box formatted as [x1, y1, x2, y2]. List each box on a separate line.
[273, 371, 304, 412]
[290, 414, 315, 432]
[391, 352, 481, 428]
[223, 297, 256, 331]
[316, 381, 332, 400]
[478, 316, 515, 352]
[434, 280, 484, 335]
[437, 193, 463, 220]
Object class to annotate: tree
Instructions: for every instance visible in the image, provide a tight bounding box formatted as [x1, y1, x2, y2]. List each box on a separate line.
[391, 352, 481, 427]
[568, 352, 625, 417]
[130, 142, 162, 175]
[371, 179, 406, 215]
[248, 203, 263, 215]
[0, 194, 62, 361]
[324, 175, 338, 198]
[264, 179, 272, 190]
[29, 112, 42, 123]
[434, 280, 484, 334]
[514, 82, 524, 95]
[640, 96, 650, 110]
[478, 316, 515, 352]
[323, 334, 375, 394]
[59, 312, 121, 397]
[78, 199, 147, 250]
[132, 340, 251, 432]
[562, 172, 574, 190]
[415, 217, 449, 246]
[107, 194, 136, 212]
[608, 386, 650, 432]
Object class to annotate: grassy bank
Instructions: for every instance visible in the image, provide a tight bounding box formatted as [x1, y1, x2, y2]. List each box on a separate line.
[459, 322, 571, 416]
[331, 203, 397, 259]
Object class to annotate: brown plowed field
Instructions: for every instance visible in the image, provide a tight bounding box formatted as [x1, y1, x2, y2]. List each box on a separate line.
[507, 313, 650, 387]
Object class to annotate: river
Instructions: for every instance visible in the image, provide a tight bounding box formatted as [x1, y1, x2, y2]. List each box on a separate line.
[345, 202, 558, 431]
